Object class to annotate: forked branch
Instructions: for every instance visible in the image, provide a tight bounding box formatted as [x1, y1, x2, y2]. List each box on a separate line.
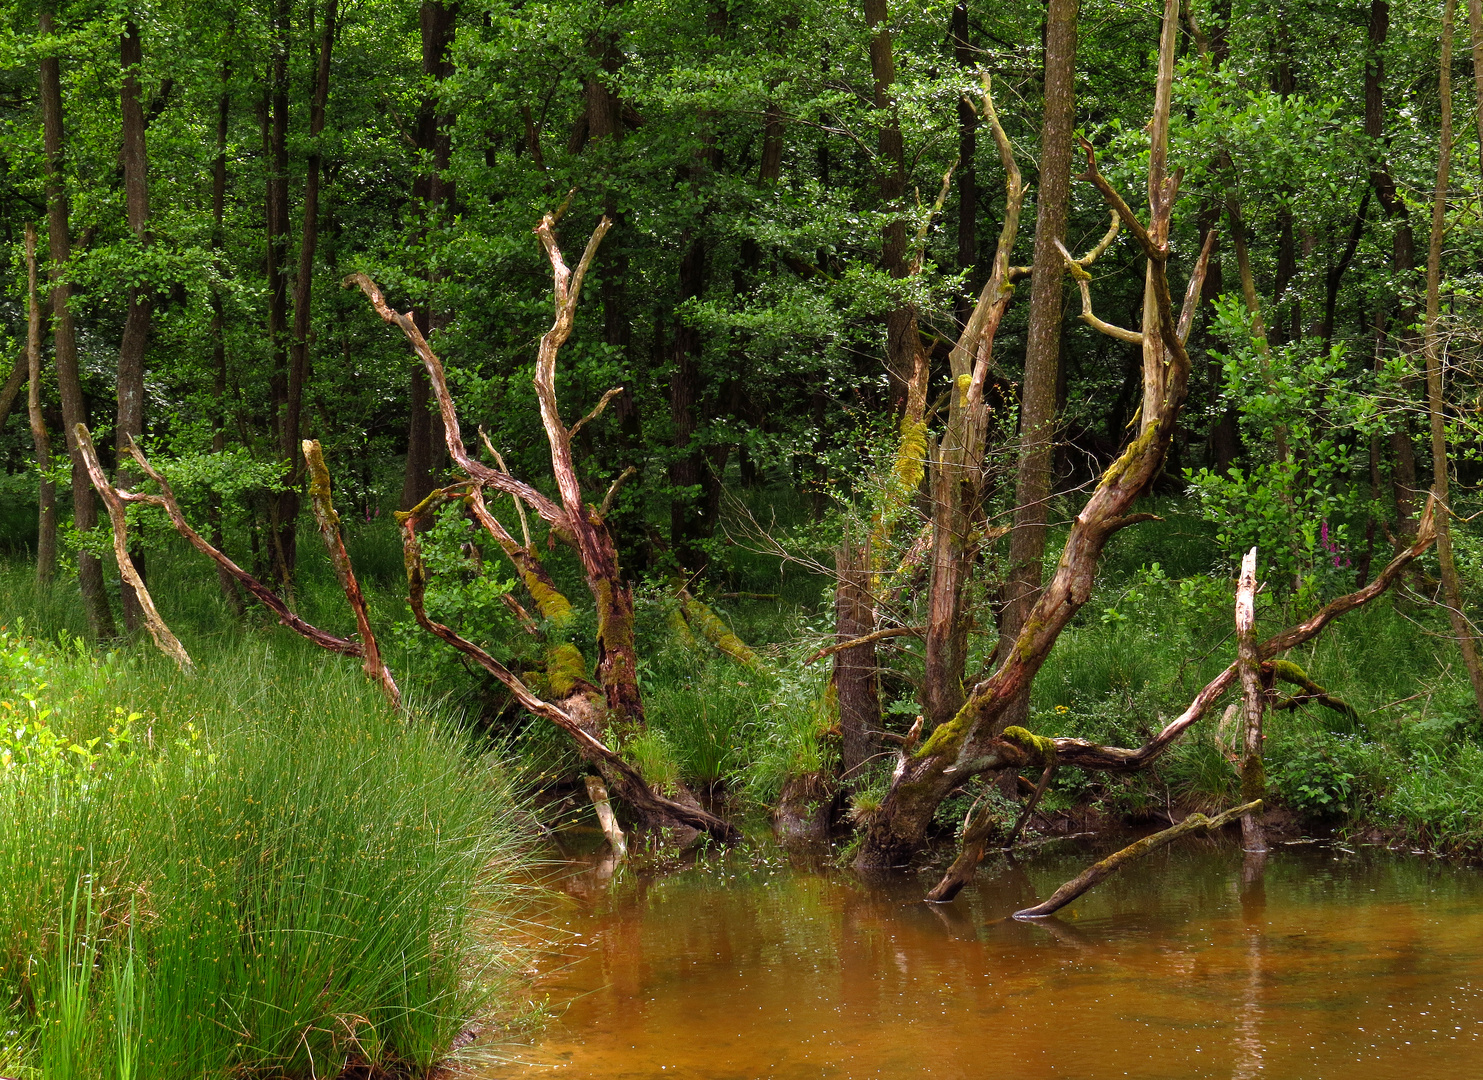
[75, 425, 193, 671]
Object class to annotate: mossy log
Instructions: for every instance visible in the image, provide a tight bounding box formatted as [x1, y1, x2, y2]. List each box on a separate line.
[1013, 800, 1261, 919]
[678, 590, 762, 669]
[1267, 658, 1360, 722]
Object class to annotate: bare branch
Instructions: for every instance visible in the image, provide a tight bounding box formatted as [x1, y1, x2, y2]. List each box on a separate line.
[1175, 230, 1218, 345]
[805, 625, 924, 665]
[304, 439, 401, 707]
[75, 425, 193, 671]
[124, 436, 368, 658]
[599, 465, 638, 518]
[1056, 239, 1143, 344]
[343, 272, 568, 529]
[569, 385, 625, 439]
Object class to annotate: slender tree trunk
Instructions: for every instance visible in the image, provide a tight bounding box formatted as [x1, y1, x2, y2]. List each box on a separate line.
[266, 0, 294, 585]
[117, 19, 152, 631]
[669, 226, 709, 567]
[864, 0, 918, 412]
[1236, 548, 1267, 852]
[1000, 0, 1079, 728]
[835, 546, 881, 777]
[952, 1, 978, 331]
[1364, 0, 1420, 541]
[287, 0, 336, 522]
[25, 223, 57, 582]
[400, 0, 458, 511]
[1423, 0, 1483, 713]
[39, 5, 114, 639]
[210, 63, 245, 614]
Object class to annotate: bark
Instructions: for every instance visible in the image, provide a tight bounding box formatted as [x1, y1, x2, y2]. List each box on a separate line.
[303, 439, 401, 707]
[999, 0, 1079, 730]
[25, 224, 57, 582]
[40, 5, 114, 639]
[266, 0, 294, 583]
[0, 358, 23, 430]
[1471, 0, 1483, 183]
[1235, 547, 1267, 853]
[74, 426, 192, 671]
[285, 0, 337, 542]
[1423, 0, 1483, 714]
[400, 0, 458, 511]
[864, 0, 918, 411]
[835, 545, 881, 777]
[1013, 801, 1261, 918]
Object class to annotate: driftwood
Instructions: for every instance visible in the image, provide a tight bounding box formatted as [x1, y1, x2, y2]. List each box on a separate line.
[303, 439, 401, 707]
[1235, 547, 1267, 852]
[74, 425, 193, 671]
[1049, 496, 1436, 774]
[1013, 801, 1262, 919]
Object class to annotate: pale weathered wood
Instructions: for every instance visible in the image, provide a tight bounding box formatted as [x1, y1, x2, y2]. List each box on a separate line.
[1236, 547, 1267, 852]
[74, 425, 193, 671]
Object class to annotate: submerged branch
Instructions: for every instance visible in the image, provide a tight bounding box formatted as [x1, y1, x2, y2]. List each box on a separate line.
[1013, 801, 1261, 919]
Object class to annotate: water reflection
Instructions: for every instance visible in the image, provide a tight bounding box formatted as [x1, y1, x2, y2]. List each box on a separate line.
[484, 836, 1483, 1079]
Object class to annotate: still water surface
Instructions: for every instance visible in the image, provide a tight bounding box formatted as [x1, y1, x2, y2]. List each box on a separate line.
[485, 836, 1483, 1079]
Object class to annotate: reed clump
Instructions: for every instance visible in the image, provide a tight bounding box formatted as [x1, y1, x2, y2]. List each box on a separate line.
[0, 625, 530, 1079]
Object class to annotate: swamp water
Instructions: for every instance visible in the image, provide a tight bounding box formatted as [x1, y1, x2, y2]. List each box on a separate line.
[484, 835, 1483, 1079]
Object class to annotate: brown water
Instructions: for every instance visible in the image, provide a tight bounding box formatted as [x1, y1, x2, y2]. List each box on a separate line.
[484, 835, 1483, 1079]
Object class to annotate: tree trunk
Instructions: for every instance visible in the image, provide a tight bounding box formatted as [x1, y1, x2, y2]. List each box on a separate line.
[1000, 0, 1079, 728]
[25, 223, 57, 582]
[286, 0, 336, 543]
[1423, 0, 1483, 714]
[266, 0, 294, 585]
[1235, 548, 1267, 852]
[117, 19, 152, 631]
[864, 0, 918, 412]
[39, 4, 114, 639]
[835, 545, 881, 777]
[669, 227, 709, 567]
[210, 63, 245, 615]
[952, 1, 977, 331]
[1364, 0, 1420, 542]
[400, 0, 458, 511]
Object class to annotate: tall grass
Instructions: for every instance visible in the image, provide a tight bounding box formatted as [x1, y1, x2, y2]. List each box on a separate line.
[0, 619, 531, 1079]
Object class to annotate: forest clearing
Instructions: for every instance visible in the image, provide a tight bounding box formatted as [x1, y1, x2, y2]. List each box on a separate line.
[4, 0, 1483, 1076]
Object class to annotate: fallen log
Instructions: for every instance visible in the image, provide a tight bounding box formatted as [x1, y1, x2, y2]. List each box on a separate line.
[1013, 800, 1261, 919]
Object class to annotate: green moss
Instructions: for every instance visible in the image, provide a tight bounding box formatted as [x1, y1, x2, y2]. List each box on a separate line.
[1241, 753, 1267, 801]
[1000, 725, 1056, 767]
[1270, 658, 1309, 684]
[544, 642, 588, 697]
[523, 570, 575, 627]
[916, 699, 975, 759]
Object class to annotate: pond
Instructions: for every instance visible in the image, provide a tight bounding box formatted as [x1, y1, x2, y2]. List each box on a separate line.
[483, 833, 1483, 1079]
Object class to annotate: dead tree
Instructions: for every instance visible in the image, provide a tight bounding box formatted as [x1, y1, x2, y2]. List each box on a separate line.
[920, 499, 1438, 901]
[346, 209, 738, 840]
[75, 427, 401, 707]
[855, 0, 1208, 869]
